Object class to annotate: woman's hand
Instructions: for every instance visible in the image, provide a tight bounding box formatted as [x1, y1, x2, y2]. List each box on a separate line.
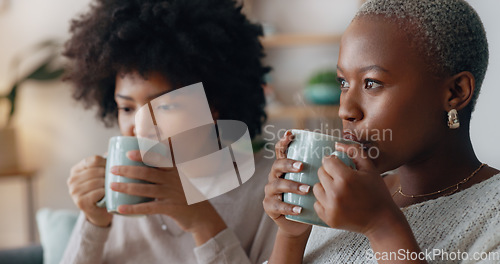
[109, 150, 226, 245]
[68, 155, 112, 227]
[263, 131, 312, 238]
[313, 142, 403, 236]
[314, 142, 425, 263]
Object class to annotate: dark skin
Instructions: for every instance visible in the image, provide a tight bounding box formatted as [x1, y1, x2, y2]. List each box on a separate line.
[263, 16, 499, 264]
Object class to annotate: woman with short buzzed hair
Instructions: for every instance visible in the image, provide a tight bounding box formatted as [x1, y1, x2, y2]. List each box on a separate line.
[264, 1, 500, 263]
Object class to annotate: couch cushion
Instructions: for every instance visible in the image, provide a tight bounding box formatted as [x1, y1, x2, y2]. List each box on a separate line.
[36, 208, 79, 264]
[0, 244, 43, 264]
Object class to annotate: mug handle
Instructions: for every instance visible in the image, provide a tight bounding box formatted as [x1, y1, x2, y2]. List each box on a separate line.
[96, 197, 106, 208]
[96, 155, 107, 208]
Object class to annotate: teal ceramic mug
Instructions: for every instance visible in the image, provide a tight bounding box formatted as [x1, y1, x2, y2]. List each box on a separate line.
[284, 129, 358, 227]
[96, 136, 168, 214]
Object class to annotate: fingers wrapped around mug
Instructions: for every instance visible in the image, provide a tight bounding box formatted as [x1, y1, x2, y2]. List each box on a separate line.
[313, 143, 399, 234]
[109, 164, 175, 185]
[275, 130, 294, 160]
[334, 142, 376, 172]
[116, 200, 166, 215]
[126, 149, 172, 169]
[68, 167, 106, 194]
[67, 155, 107, 204]
[269, 158, 303, 180]
[109, 165, 185, 214]
[313, 154, 352, 228]
[67, 155, 112, 227]
[263, 178, 310, 219]
[70, 155, 106, 175]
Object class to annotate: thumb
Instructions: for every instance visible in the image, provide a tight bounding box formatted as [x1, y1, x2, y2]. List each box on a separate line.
[335, 142, 376, 172]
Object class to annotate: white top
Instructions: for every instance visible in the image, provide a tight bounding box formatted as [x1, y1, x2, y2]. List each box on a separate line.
[303, 173, 500, 263]
[60, 150, 277, 264]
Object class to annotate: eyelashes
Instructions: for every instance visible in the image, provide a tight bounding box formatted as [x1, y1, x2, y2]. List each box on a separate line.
[365, 79, 383, 89]
[117, 103, 178, 116]
[336, 77, 383, 90]
[118, 107, 135, 115]
[337, 77, 350, 89]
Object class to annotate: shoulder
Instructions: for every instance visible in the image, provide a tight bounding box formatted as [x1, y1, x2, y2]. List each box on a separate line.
[472, 171, 500, 195]
[404, 173, 500, 220]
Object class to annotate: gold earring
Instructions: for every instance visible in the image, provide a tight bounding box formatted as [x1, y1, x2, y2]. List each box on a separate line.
[448, 109, 460, 129]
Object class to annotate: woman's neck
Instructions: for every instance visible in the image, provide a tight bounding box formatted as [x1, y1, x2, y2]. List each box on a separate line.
[390, 129, 495, 207]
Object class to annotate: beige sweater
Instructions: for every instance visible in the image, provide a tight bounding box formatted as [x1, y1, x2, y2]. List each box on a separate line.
[303, 173, 500, 263]
[60, 150, 277, 264]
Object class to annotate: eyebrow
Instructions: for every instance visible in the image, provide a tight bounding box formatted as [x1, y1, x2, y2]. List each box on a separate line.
[115, 90, 172, 102]
[115, 94, 134, 101]
[337, 65, 389, 74]
[148, 90, 171, 101]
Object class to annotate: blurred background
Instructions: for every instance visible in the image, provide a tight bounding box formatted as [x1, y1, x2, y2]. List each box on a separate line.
[0, 0, 498, 249]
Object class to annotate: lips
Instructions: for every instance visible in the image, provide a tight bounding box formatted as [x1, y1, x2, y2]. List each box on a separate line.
[343, 130, 359, 142]
[342, 130, 371, 151]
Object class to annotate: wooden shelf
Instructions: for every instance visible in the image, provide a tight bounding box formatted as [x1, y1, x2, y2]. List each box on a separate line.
[0, 169, 38, 243]
[267, 104, 339, 118]
[266, 104, 340, 129]
[0, 170, 35, 178]
[260, 34, 342, 48]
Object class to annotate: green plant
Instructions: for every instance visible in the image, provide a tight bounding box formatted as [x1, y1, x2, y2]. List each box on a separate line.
[307, 70, 338, 86]
[0, 40, 65, 128]
[304, 70, 341, 105]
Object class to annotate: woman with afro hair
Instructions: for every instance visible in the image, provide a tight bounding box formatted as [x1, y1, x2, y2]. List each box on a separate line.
[61, 0, 276, 263]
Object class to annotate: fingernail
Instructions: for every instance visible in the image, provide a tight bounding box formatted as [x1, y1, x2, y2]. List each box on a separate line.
[110, 166, 118, 174]
[299, 185, 310, 193]
[285, 130, 292, 136]
[292, 206, 302, 214]
[118, 205, 128, 214]
[127, 150, 140, 160]
[110, 182, 118, 189]
[292, 162, 302, 170]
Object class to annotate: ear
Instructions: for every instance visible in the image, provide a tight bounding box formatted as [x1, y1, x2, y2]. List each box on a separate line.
[443, 71, 475, 111]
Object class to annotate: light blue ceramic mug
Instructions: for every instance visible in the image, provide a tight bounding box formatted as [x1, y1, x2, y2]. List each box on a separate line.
[96, 136, 168, 214]
[284, 129, 358, 227]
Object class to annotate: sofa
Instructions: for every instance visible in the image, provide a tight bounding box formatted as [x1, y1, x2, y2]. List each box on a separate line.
[0, 208, 79, 264]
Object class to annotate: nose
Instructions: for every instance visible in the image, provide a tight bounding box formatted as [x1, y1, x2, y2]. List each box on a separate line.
[122, 124, 136, 137]
[338, 88, 363, 123]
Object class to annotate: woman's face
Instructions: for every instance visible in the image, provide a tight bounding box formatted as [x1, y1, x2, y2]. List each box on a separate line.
[115, 71, 173, 137]
[338, 17, 448, 172]
[115, 71, 216, 150]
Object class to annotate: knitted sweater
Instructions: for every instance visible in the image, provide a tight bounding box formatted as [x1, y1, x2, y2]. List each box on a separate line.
[303, 173, 500, 263]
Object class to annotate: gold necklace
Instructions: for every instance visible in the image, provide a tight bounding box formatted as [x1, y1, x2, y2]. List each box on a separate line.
[393, 163, 487, 198]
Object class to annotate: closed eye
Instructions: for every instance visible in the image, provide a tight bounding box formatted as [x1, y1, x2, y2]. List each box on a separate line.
[118, 107, 134, 114]
[156, 104, 177, 111]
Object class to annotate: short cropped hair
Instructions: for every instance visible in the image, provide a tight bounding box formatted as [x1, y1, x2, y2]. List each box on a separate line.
[63, 0, 269, 138]
[355, 0, 488, 113]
